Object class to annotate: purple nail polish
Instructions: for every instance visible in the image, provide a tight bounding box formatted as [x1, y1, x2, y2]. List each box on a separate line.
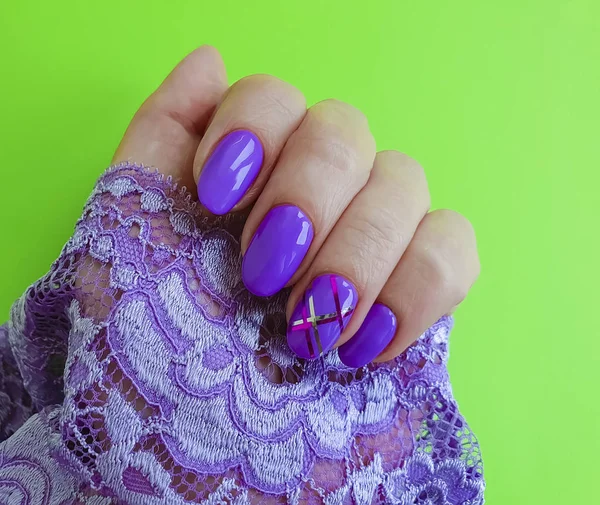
[198, 130, 264, 215]
[242, 205, 314, 297]
[337, 303, 397, 368]
[287, 274, 358, 359]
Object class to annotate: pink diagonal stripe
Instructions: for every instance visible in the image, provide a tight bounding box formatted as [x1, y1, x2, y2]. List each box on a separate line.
[330, 275, 345, 332]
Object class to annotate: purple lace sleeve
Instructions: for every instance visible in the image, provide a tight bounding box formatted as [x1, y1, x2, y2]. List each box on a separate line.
[0, 163, 485, 504]
[0, 324, 34, 441]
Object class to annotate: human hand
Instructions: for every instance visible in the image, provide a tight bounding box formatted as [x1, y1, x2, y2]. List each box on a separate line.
[114, 45, 480, 367]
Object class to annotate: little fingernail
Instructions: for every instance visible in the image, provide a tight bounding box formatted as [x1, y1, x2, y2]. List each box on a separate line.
[198, 130, 264, 215]
[338, 303, 397, 368]
[242, 205, 314, 297]
[287, 274, 358, 359]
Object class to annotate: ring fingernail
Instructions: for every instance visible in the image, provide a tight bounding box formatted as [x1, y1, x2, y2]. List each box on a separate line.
[338, 303, 397, 368]
[287, 274, 358, 359]
[198, 130, 264, 215]
[242, 205, 314, 297]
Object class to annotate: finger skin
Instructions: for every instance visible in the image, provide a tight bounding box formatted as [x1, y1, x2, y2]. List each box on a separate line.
[285, 150, 430, 359]
[113, 46, 228, 190]
[375, 209, 480, 362]
[240, 99, 376, 297]
[193, 74, 306, 214]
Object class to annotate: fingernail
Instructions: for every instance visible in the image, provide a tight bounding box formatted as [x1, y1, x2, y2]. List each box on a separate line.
[242, 205, 314, 297]
[287, 274, 358, 359]
[197, 130, 264, 215]
[338, 303, 397, 368]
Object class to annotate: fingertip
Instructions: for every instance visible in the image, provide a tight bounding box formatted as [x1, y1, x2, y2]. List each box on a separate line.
[112, 45, 229, 184]
[183, 45, 227, 80]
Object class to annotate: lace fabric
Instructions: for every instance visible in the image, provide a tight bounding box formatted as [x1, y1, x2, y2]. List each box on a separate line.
[0, 163, 485, 504]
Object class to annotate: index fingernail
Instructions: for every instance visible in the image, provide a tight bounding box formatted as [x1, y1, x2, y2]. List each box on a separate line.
[198, 130, 263, 215]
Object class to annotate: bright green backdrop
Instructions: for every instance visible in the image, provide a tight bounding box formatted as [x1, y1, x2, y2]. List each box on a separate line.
[1, 1, 598, 503]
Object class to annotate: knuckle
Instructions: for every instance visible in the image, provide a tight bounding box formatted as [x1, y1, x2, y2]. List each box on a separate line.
[231, 74, 306, 116]
[317, 138, 362, 176]
[377, 150, 424, 178]
[427, 209, 481, 280]
[314, 99, 370, 129]
[299, 101, 375, 176]
[434, 209, 476, 238]
[294, 131, 361, 176]
[375, 150, 431, 212]
[415, 211, 479, 303]
[415, 246, 458, 299]
[233, 74, 285, 92]
[424, 209, 478, 257]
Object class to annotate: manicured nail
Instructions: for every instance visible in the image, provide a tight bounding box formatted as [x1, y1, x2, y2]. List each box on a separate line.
[338, 303, 397, 368]
[242, 205, 314, 297]
[287, 274, 358, 359]
[197, 130, 264, 215]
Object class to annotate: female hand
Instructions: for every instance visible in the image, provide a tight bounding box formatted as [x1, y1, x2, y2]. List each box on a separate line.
[115, 45, 480, 367]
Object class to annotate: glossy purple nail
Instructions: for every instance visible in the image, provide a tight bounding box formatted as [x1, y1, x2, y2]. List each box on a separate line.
[242, 205, 314, 297]
[337, 303, 397, 368]
[287, 274, 358, 359]
[198, 130, 264, 215]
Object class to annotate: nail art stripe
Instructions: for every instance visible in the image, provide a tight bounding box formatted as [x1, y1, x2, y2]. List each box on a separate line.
[290, 275, 355, 358]
[331, 274, 345, 333]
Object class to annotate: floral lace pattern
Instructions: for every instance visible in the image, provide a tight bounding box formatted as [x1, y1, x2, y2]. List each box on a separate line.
[0, 164, 485, 504]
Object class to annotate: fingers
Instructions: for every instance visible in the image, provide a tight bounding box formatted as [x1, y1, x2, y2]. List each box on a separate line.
[111, 48, 479, 368]
[193, 75, 306, 215]
[240, 99, 376, 297]
[372, 209, 480, 363]
[284, 151, 429, 359]
[113, 46, 228, 189]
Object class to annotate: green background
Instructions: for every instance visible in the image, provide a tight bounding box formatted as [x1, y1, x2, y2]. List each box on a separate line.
[1, 1, 598, 503]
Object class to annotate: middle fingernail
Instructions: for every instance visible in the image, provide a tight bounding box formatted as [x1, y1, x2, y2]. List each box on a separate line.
[287, 274, 358, 359]
[198, 130, 264, 215]
[242, 205, 314, 297]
